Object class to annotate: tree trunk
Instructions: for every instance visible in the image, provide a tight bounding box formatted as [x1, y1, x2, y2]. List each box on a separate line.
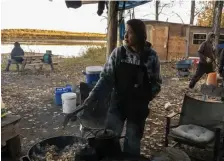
[212, 0, 224, 60]
[190, 0, 195, 24]
[155, 0, 160, 20]
[106, 1, 118, 58]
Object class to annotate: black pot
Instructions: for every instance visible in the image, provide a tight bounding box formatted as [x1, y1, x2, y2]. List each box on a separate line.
[75, 145, 99, 161]
[89, 129, 126, 159]
[20, 136, 87, 161]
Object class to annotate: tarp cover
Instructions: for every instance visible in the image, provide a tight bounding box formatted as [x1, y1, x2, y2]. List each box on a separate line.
[65, 1, 152, 11]
[118, 1, 152, 10]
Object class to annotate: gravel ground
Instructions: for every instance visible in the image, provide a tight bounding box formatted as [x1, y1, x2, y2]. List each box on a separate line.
[1, 64, 222, 161]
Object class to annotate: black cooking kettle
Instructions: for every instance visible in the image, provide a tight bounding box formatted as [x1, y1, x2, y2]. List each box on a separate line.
[63, 104, 126, 159]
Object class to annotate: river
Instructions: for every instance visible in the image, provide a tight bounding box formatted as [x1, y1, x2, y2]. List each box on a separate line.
[1, 44, 101, 57]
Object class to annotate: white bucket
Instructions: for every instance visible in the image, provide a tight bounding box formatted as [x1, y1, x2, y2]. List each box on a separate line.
[86, 66, 103, 74]
[61, 92, 76, 114]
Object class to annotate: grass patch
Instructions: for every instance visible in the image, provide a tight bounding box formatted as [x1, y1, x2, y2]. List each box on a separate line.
[1, 46, 107, 71]
[61, 46, 107, 68]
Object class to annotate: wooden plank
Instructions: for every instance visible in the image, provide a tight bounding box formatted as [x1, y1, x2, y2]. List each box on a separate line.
[82, 1, 98, 4]
[1, 122, 20, 144]
[1, 115, 21, 145]
[7, 135, 21, 158]
[1, 114, 21, 127]
[52, 62, 58, 65]
[28, 63, 43, 66]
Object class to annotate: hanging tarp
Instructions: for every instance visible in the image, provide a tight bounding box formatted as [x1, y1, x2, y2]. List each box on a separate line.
[119, 19, 125, 40]
[118, 1, 152, 11]
[66, 1, 152, 11]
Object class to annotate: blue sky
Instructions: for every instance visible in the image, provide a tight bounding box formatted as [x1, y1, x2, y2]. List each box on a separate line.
[1, 0, 194, 33]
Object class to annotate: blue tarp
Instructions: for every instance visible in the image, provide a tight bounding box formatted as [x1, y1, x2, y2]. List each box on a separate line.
[119, 19, 125, 40]
[118, 1, 152, 10]
[218, 44, 224, 49]
[118, 1, 152, 40]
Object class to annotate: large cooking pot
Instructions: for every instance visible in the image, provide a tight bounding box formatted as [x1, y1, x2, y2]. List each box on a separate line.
[88, 129, 126, 159]
[20, 135, 87, 161]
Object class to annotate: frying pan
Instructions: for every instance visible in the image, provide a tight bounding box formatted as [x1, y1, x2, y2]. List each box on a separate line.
[20, 135, 87, 161]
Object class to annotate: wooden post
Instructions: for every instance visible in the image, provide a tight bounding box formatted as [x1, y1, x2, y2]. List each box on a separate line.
[189, 0, 195, 25]
[155, 0, 160, 20]
[212, 1, 224, 60]
[106, 1, 118, 58]
[185, 25, 190, 58]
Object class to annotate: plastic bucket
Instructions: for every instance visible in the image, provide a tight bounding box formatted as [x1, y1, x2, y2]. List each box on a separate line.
[83, 66, 103, 86]
[55, 88, 69, 106]
[61, 93, 77, 114]
[206, 72, 217, 86]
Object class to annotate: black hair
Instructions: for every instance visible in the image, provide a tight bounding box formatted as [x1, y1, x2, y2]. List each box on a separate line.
[14, 42, 20, 46]
[126, 19, 147, 50]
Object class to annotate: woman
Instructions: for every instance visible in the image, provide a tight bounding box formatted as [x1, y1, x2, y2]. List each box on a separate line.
[66, 19, 162, 155]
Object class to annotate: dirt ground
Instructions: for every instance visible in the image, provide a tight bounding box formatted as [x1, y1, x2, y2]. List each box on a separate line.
[1, 63, 221, 161]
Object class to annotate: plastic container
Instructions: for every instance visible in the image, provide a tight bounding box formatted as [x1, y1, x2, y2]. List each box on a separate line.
[61, 93, 77, 114]
[83, 66, 103, 86]
[65, 84, 72, 92]
[176, 60, 192, 69]
[54, 85, 72, 106]
[206, 72, 218, 86]
[188, 57, 200, 65]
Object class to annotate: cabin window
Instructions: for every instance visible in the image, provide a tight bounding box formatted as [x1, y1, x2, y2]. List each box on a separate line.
[219, 34, 224, 44]
[193, 33, 207, 45]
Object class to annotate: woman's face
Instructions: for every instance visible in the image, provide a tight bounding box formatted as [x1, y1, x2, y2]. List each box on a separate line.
[124, 24, 137, 47]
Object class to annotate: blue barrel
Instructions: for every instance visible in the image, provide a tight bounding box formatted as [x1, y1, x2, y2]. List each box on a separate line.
[55, 85, 72, 106]
[176, 60, 192, 69]
[83, 66, 103, 86]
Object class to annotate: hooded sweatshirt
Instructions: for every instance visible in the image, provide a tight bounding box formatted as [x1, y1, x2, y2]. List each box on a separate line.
[89, 41, 162, 102]
[11, 44, 24, 60]
[198, 32, 215, 64]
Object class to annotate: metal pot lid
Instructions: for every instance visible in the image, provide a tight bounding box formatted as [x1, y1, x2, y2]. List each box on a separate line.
[95, 129, 116, 139]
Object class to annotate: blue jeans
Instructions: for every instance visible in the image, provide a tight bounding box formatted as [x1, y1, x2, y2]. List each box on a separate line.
[105, 106, 149, 156]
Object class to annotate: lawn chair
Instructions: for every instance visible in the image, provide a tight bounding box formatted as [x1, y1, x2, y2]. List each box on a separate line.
[165, 94, 224, 161]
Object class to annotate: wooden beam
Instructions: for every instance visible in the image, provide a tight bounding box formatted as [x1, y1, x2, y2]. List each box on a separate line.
[81, 1, 98, 5]
[212, 1, 224, 59]
[106, 1, 118, 58]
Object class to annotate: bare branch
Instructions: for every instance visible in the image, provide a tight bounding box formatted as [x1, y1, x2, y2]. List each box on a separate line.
[143, 13, 156, 17]
[172, 11, 185, 24]
[158, 3, 169, 15]
[160, 12, 172, 17]
[194, 6, 206, 17]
